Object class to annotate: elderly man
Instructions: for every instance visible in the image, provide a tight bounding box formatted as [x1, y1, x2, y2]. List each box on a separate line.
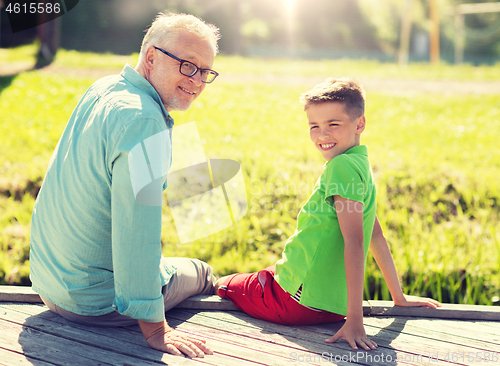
[29, 13, 220, 358]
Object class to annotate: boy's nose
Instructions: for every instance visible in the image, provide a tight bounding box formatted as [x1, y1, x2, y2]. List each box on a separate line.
[319, 131, 329, 139]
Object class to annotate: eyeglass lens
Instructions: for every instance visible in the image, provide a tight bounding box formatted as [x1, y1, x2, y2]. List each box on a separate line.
[180, 61, 217, 83]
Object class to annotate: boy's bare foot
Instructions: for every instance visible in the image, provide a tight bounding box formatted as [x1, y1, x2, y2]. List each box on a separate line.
[214, 275, 231, 294]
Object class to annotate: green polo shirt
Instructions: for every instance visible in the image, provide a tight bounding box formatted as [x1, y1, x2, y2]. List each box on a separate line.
[275, 145, 377, 315]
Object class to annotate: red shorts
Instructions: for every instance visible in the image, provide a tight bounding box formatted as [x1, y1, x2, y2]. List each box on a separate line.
[217, 266, 345, 326]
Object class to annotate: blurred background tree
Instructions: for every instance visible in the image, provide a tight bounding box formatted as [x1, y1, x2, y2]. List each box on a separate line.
[1, 0, 499, 64]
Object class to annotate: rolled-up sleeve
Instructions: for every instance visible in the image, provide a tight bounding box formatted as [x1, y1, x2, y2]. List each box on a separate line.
[110, 121, 168, 323]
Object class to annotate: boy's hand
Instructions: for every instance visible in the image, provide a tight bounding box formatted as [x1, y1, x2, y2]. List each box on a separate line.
[394, 294, 441, 308]
[325, 318, 377, 351]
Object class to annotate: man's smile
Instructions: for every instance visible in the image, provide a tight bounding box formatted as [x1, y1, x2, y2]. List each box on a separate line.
[179, 86, 195, 95]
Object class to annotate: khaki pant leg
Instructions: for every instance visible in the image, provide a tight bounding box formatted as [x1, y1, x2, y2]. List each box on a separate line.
[162, 257, 216, 312]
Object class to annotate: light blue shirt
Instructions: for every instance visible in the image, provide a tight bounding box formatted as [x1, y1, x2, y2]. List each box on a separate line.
[30, 64, 176, 323]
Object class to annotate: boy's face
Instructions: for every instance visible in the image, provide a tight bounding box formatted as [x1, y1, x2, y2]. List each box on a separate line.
[307, 101, 365, 161]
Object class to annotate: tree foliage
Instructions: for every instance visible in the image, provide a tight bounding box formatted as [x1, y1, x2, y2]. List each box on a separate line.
[4, 0, 498, 62]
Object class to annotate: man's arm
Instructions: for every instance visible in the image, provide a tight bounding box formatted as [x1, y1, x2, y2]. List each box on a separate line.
[370, 216, 441, 308]
[111, 151, 213, 357]
[325, 195, 377, 351]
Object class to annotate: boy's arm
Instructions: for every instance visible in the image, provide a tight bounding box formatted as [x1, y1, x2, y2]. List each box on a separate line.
[370, 216, 441, 308]
[325, 195, 377, 351]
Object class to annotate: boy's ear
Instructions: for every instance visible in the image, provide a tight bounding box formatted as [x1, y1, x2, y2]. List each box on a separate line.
[355, 116, 366, 134]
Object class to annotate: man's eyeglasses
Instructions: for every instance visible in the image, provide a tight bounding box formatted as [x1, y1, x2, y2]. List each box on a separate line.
[153, 46, 219, 84]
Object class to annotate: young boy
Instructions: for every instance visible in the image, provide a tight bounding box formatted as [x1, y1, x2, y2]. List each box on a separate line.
[215, 78, 441, 351]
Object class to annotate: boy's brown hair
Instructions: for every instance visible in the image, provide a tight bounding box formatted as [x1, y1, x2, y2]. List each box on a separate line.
[300, 77, 365, 121]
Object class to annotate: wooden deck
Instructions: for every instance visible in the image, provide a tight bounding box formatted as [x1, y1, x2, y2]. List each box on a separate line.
[1, 287, 499, 365]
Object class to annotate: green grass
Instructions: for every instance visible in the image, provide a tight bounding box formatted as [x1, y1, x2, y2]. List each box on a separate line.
[0, 43, 39, 63]
[2, 43, 500, 80]
[0, 43, 139, 69]
[166, 82, 500, 306]
[1, 46, 499, 306]
[214, 56, 500, 81]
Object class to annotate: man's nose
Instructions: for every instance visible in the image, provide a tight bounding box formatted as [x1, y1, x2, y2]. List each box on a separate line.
[189, 70, 203, 86]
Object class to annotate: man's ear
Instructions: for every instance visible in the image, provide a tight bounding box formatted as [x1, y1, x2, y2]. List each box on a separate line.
[356, 116, 366, 134]
[145, 46, 156, 70]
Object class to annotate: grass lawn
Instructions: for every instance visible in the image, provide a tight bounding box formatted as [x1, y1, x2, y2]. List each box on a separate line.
[1, 45, 499, 305]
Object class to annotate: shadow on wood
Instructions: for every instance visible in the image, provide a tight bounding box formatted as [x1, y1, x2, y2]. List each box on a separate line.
[165, 308, 402, 365]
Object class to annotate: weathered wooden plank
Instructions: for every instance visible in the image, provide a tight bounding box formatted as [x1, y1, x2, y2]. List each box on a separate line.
[2, 303, 301, 366]
[0, 319, 116, 366]
[0, 305, 270, 366]
[302, 318, 498, 365]
[166, 315, 341, 366]
[174, 295, 238, 311]
[0, 347, 58, 366]
[169, 315, 368, 366]
[0, 287, 371, 314]
[362, 316, 500, 346]
[0, 302, 148, 345]
[0, 302, 192, 358]
[0, 302, 47, 312]
[0, 303, 379, 366]
[2, 300, 498, 366]
[0, 306, 216, 366]
[9, 285, 498, 321]
[168, 309, 424, 366]
[176, 309, 500, 365]
[367, 300, 500, 320]
[175, 295, 369, 315]
[0, 316, 229, 366]
[0, 286, 42, 304]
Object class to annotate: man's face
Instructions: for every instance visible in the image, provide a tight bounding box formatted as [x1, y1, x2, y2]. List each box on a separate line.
[148, 30, 215, 112]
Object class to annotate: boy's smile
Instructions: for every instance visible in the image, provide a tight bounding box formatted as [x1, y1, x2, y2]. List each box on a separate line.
[319, 143, 336, 151]
[307, 101, 365, 161]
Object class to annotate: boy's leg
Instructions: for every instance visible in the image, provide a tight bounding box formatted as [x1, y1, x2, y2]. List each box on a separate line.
[217, 266, 287, 324]
[218, 266, 344, 326]
[214, 275, 232, 292]
[162, 257, 216, 312]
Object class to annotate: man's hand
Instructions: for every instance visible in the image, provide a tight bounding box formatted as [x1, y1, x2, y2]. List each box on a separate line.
[325, 318, 377, 351]
[394, 294, 441, 308]
[138, 320, 213, 358]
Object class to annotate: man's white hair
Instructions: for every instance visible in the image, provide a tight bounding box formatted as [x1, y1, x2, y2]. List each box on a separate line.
[139, 13, 220, 62]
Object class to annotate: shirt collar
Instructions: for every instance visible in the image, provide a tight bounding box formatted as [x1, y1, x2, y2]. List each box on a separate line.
[323, 145, 368, 168]
[345, 144, 368, 156]
[120, 64, 174, 128]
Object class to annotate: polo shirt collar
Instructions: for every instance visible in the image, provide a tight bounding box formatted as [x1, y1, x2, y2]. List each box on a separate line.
[323, 145, 368, 168]
[120, 64, 174, 127]
[345, 144, 368, 156]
